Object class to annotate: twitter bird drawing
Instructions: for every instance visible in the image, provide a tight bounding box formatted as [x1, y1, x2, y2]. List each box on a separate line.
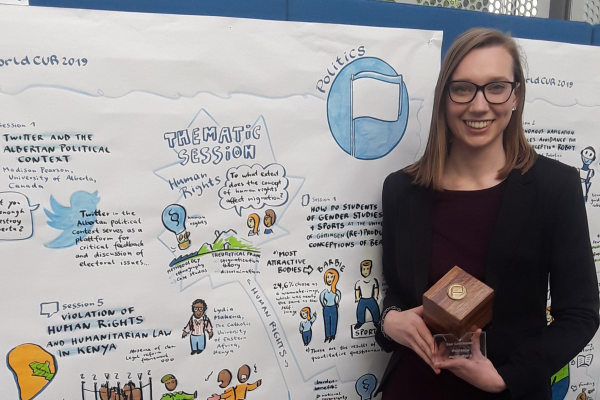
[44, 191, 101, 249]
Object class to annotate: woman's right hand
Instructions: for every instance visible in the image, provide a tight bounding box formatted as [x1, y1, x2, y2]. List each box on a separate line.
[383, 306, 440, 373]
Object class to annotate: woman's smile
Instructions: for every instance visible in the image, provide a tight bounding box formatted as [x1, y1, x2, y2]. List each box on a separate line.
[464, 120, 493, 129]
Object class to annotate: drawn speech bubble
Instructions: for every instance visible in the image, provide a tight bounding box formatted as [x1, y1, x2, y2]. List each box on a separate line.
[40, 302, 59, 318]
[0, 191, 40, 240]
[218, 163, 289, 216]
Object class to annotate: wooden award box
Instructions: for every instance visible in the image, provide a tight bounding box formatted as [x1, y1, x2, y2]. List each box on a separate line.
[423, 266, 494, 338]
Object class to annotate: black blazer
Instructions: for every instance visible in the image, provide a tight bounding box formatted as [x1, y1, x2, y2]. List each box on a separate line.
[375, 156, 599, 399]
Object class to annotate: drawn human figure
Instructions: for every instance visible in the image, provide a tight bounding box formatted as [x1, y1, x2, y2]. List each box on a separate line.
[182, 299, 213, 355]
[233, 364, 262, 399]
[123, 382, 142, 400]
[100, 384, 109, 400]
[263, 209, 276, 234]
[354, 260, 380, 330]
[579, 146, 596, 202]
[160, 374, 197, 400]
[100, 385, 125, 400]
[114, 388, 125, 400]
[247, 213, 260, 236]
[298, 306, 317, 345]
[207, 369, 235, 400]
[320, 268, 341, 342]
[99, 385, 111, 400]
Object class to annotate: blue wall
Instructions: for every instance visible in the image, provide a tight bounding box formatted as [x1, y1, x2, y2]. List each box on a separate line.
[29, 0, 600, 52]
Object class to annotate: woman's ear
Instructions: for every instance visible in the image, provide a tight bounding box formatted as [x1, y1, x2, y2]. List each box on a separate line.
[512, 82, 521, 109]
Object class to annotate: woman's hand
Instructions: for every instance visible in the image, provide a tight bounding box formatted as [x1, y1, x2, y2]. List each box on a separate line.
[436, 330, 506, 393]
[383, 306, 440, 373]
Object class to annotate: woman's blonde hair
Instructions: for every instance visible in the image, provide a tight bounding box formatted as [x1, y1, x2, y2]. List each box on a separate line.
[247, 213, 259, 234]
[324, 268, 340, 293]
[405, 28, 536, 189]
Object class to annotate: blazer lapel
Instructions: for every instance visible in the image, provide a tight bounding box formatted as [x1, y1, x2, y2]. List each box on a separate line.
[485, 168, 537, 292]
[410, 185, 434, 304]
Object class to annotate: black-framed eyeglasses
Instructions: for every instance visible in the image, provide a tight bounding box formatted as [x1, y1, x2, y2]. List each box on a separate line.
[193, 307, 205, 312]
[447, 81, 517, 104]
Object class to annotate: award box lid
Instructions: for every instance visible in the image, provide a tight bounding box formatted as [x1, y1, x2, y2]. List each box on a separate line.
[423, 265, 494, 338]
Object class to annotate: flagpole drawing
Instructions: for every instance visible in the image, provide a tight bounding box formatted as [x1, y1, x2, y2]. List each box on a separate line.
[350, 74, 356, 157]
[350, 74, 355, 158]
[327, 57, 410, 160]
[350, 71, 403, 158]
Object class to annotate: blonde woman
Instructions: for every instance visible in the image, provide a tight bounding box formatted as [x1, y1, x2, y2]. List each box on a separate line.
[299, 306, 317, 345]
[320, 268, 341, 343]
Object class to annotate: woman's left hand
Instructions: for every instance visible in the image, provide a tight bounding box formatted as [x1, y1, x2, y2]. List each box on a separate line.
[436, 330, 507, 393]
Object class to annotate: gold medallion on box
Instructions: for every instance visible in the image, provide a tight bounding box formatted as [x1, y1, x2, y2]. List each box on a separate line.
[423, 266, 494, 363]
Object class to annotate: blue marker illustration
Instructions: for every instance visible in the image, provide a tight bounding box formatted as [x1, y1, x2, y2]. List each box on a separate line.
[44, 191, 100, 249]
[327, 57, 409, 160]
[355, 374, 377, 400]
[162, 204, 190, 250]
[40, 302, 59, 318]
[299, 306, 317, 346]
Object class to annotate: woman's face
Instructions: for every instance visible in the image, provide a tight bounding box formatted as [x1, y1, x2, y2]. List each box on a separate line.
[326, 272, 335, 285]
[301, 310, 308, 319]
[445, 46, 518, 153]
[247, 217, 254, 228]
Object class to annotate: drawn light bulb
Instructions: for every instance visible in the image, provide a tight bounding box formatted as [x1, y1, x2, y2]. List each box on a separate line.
[355, 373, 377, 400]
[162, 204, 191, 250]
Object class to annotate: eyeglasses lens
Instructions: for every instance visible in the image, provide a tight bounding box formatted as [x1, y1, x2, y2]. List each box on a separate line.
[448, 82, 513, 104]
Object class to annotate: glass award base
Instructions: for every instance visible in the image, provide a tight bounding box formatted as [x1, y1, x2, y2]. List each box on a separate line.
[432, 331, 486, 364]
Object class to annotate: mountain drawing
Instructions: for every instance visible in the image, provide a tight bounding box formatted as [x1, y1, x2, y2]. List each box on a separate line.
[169, 229, 259, 267]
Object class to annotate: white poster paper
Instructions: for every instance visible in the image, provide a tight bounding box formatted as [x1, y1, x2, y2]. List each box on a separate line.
[519, 37, 600, 400]
[0, 5, 442, 400]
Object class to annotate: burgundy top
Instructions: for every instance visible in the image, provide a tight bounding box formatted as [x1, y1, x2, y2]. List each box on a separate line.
[430, 180, 507, 285]
[383, 181, 506, 400]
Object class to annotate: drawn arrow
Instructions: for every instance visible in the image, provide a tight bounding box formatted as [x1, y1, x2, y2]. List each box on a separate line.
[205, 371, 213, 381]
[303, 265, 313, 275]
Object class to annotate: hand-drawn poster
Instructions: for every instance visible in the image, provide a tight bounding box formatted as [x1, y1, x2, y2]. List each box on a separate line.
[519, 38, 600, 400]
[0, 5, 442, 400]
